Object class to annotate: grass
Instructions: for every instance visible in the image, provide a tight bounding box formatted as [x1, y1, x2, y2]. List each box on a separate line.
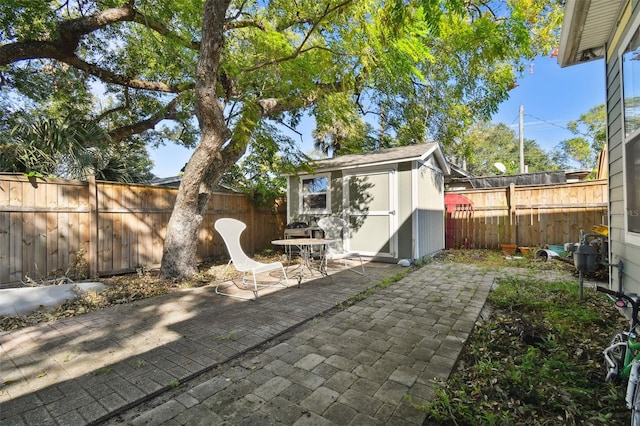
[338, 269, 411, 310]
[420, 274, 631, 425]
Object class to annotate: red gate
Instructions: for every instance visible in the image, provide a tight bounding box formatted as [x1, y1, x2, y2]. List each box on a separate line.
[445, 193, 474, 249]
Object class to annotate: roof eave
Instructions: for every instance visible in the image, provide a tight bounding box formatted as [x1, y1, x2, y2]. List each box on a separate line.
[558, 0, 622, 68]
[558, 0, 587, 68]
[428, 144, 451, 176]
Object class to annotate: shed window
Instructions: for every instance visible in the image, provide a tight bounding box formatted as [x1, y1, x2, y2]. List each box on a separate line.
[300, 175, 330, 213]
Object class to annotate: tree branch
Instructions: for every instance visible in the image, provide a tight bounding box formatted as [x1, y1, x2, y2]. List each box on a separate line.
[243, 0, 353, 73]
[0, 4, 197, 92]
[107, 96, 182, 142]
[63, 54, 193, 92]
[95, 88, 131, 122]
[256, 79, 347, 117]
[132, 10, 201, 50]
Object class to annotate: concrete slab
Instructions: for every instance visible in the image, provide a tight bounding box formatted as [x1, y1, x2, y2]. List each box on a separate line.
[0, 282, 106, 316]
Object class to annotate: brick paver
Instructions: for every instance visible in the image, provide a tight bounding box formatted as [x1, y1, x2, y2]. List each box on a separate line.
[0, 261, 577, 425]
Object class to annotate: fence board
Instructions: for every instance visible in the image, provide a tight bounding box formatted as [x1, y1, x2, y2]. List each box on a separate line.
[0, 212, 7, 282]
[0, 174, 287, 286]
[0, 179, 9, 283]
[9, 212, 22, 283]
[445, 180, 608, 250]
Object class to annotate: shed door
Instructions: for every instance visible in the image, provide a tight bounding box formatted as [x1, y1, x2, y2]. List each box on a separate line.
[344, 168, 397, 259]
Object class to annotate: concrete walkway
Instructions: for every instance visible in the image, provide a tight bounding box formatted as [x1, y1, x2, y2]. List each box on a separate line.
[0, 260, 564, 425]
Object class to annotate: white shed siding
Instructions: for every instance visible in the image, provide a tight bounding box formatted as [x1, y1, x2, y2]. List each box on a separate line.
[416, 157, 445, 258]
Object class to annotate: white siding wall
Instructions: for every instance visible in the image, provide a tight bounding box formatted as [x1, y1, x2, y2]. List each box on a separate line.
[416, 157, 445, 258]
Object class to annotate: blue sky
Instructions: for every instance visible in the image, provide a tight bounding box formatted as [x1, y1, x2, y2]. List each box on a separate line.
[149, 55, 606, 178]
[490, 55, 605, 153]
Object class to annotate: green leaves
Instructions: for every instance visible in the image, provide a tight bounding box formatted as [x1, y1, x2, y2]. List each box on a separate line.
[422, 272, 630, 425]
[0, 0, 57, 41]
[455, 121, 561, 175]
[2, 115, 154, 182]
[1, 0, 564, 183]
[220, 121, 301, 205]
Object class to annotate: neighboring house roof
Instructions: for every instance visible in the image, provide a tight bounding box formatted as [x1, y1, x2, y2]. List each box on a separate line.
[447, 169, 593, 190]
[448, 162, 474, 179]
[298, 143, 451, 176]
[565, 169, 593, 181]
[558, 0, 624, 67]
[149, 176, 240, 193]
[149, 176, 183, 187]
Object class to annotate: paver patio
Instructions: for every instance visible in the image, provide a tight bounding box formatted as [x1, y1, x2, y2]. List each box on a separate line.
[0, 260, 575, 425]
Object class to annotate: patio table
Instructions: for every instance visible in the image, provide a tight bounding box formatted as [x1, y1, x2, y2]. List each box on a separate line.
[271, 238, 335, 287]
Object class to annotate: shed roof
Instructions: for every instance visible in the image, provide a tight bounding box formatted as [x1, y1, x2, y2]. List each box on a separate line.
[300, 143, 450, 175]
[558, 0, 624, 67]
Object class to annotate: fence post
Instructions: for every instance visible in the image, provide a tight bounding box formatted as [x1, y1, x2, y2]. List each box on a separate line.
[88, 176, 98, 278]
[509, 183, 517, 244]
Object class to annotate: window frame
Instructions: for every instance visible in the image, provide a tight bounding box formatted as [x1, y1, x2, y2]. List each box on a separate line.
[299, 173, 331, 215]
[619, 12, 640, 246]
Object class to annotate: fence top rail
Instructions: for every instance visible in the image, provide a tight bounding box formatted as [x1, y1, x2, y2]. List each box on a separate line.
[0, 173, 247, 197]
[445, 178, 607, 194]
[0, 173, 87, 186]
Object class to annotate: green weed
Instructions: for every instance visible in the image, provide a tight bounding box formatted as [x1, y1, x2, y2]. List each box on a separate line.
[94, 367, 111, 376]
[214, 331, 237, 341]
[420, 277, 629, 425]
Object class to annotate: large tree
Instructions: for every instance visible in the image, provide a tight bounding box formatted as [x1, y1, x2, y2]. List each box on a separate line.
[553, 104, 606, 172]
[0, 0, 562, 279]
[454, 121, 561, 175]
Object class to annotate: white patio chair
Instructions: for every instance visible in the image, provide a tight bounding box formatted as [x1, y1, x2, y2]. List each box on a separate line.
[317, 217, 365, 275]
[214, 218, 288, 300]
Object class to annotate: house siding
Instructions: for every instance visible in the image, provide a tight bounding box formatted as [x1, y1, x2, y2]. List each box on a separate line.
[607, 2, 640, 292]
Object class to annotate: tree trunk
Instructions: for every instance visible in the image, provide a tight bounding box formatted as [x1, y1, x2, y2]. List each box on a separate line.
[160, 0, 231, 280]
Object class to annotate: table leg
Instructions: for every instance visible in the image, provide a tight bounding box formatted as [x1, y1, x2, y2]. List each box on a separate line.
[318, 245, 328, 276]
[288, 243, 329, 288]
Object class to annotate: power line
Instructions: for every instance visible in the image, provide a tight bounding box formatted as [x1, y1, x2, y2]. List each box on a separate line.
[524, 113, 591, 138]
[524, 113, 571, 132]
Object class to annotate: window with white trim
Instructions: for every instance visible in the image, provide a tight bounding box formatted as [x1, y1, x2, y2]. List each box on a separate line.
[622, 18, 640, 242]
[300, 174, 331, 214]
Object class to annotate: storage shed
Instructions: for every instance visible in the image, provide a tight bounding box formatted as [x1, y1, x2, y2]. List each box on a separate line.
[286, 143, 450, 263]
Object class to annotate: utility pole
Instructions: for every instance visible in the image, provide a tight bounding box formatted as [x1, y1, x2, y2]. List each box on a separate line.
[519, 105, 525, 173]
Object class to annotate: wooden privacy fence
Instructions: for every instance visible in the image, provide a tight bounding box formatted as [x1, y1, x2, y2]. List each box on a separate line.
[0, 174, 286, 286]
[445, 180, 608, 250]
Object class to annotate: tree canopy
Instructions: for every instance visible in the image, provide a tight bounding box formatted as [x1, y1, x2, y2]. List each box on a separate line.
[454, 121, 560, 176]
[0, 113, 154, 182]
[1, 0, 562, 163]
[553, 104, 606, 172]
[0, 0, 564, 279]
